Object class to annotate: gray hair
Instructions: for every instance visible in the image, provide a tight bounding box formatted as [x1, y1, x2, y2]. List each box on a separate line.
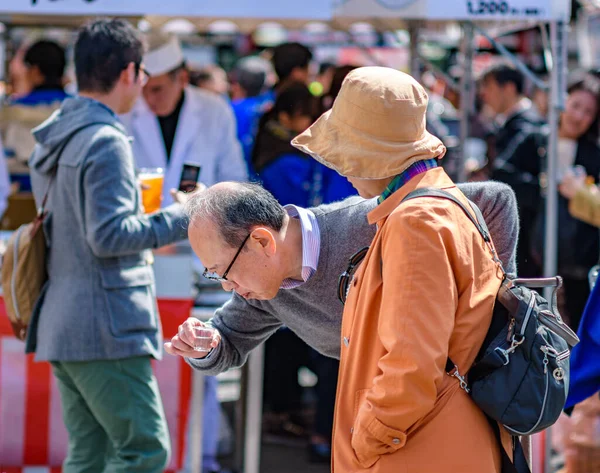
[185, 182, 286, 248]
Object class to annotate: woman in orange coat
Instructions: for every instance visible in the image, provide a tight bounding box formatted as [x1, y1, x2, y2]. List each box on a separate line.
[293, 67, 505, 472]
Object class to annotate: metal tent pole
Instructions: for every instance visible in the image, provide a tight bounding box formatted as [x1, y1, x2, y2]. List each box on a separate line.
[458, 21, 474, 183]
[243, 344, 265, 473]
[189, 371, 205, 473]
[473, 23, 547, 91]
[542, 18, 568, 473]
[409, 20, 423, 81]
[543, 20, 568, 299]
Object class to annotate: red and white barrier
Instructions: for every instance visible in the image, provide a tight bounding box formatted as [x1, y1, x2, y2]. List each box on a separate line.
[0, 298, 194, 472]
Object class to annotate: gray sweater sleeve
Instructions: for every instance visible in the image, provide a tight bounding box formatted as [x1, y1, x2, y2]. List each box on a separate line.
[457, 181, 519, 277]
[187, 294, 283, 375]
[82, 134, 188, 258]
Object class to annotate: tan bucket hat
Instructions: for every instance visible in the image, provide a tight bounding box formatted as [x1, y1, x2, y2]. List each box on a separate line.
[292, 66, 446, 179]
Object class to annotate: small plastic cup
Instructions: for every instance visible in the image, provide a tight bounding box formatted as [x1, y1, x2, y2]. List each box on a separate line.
[192, 326, 216, 352]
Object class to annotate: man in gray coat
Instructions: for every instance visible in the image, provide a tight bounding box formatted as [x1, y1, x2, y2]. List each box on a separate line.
[27, 19, 188, 473]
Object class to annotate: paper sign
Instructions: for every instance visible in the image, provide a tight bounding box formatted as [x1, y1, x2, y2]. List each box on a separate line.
[334, 0, 570, 21]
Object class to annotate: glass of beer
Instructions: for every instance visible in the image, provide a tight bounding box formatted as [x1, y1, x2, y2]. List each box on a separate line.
[138, 167, 164, 214]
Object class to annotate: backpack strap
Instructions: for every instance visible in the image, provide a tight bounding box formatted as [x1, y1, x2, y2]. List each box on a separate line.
[402, 188, 489, 239]
[488, 417, 531, 473]
[401, 188, 500, 380]
[402, 188, 534, 473]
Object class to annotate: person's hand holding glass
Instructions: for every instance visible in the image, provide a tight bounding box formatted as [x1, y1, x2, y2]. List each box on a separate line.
[164, 317, 221, 358]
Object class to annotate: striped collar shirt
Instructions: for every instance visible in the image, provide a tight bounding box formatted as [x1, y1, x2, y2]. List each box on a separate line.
[280, 205, 321, 289]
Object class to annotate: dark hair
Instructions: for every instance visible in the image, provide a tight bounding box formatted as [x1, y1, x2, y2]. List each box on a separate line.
[186, 182, 286, 248]
[566, 73, 600, 142]
[271, 42, 313, 83]
[190, 68, 213, 87]
[191, 65, 225, 89]
[24, 40, 66, 88]
[231, 56, 269, 97]
[588, 68, 600, 82]
[74, 18, 144, 94]
[272, 82, 316, 120]
[319, 62, 335, 76]
[326, 65, 358, 104]
[480, 62, 524, 95]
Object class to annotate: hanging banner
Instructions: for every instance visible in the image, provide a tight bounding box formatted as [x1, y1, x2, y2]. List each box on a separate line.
[0, 0, 331, 20]
[334, 0, 571, 21]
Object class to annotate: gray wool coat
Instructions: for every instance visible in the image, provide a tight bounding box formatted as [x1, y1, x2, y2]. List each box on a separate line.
[27, 97, 188, 362]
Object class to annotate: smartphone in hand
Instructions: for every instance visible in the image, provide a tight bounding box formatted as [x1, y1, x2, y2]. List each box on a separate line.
[179, 163, 201, 193]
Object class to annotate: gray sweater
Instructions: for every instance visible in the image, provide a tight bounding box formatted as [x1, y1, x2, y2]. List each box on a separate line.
[189, 181, 519, 375]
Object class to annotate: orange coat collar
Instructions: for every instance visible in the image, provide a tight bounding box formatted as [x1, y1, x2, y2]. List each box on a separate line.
[367, 167, 456, 225]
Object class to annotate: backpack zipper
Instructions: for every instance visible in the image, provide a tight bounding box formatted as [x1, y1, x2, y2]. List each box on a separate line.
[506, 348, 551, 436]
[506, 317, 516, 342]
[520, 293, 536, 336]
[500, 293, 536, 360]
[10, 226, 25, 321]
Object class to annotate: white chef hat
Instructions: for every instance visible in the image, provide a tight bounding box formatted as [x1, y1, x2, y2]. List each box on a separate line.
[143, 34, 185, 76]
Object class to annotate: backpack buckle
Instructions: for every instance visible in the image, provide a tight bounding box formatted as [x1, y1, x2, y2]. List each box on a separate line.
[447, 365, 470, 393]
[495, 347, 511, 366]
[495, 334, 525, 366]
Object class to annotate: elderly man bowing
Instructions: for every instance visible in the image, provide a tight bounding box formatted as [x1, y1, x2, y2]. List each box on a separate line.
[166, 181, 518, 364]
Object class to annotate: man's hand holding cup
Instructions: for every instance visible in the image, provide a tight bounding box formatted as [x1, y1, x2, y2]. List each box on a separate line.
[164, 317, 221, 358]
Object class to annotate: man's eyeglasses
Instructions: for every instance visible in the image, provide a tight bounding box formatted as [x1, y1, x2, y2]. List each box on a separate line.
[202, 234, 251, 283]
[134, 63, 150, 87]
[338, 246, 369, 305]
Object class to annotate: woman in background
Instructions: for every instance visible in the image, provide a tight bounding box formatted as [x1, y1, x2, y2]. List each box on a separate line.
[535, 74, 600, 332]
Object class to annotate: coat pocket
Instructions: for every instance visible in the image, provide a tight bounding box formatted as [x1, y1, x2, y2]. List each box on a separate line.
[99, 265, 158, 336]
[354, 389, 369, 424]
[99, 265, 154, 289]
[351, 389, 384, 469]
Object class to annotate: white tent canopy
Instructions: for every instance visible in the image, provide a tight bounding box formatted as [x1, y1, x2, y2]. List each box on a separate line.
[0, 0, 330, 31]
[0, 0, 331, 19]
[0, 0, 570, 31]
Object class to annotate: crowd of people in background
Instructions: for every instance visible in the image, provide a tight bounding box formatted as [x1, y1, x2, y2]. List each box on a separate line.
[469, 63, 600, 473]
[2, 17, 600, 473]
